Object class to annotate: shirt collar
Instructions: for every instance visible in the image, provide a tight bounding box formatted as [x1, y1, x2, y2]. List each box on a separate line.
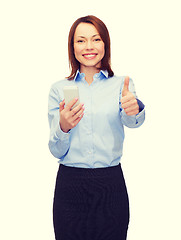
[73, 70, 85, 81]
[73, 69, 109, 82]
[100, 69, 109, 79]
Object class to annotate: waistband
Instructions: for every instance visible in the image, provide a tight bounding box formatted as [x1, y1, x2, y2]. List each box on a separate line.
[58, 163, 122, 178]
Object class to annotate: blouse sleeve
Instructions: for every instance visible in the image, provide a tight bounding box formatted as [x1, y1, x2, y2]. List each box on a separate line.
[48, 86, 71, 159]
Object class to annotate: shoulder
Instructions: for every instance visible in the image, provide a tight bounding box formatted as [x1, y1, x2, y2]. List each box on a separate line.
[50, 78, 75, 93]
[107, 75, 127, 86]
[50, 78, 71, 90]
[110, 74, 135, 85]
[107, 75, 136, 93]
[110, 74, 134, 82]
[49, 78, 77, 101]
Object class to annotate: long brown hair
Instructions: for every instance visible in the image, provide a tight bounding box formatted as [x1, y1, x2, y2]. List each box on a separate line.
[67, 15, 114, 80]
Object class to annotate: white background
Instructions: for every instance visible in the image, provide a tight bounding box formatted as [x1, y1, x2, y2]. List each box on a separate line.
[0, 0, 181, 239]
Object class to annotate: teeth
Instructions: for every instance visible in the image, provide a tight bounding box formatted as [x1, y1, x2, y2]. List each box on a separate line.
[84, 54, 96, 57]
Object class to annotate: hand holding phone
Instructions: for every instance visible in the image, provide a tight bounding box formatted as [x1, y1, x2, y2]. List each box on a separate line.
[59, 86, 84, 133]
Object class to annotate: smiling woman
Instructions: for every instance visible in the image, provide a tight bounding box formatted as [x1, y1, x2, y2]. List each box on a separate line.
[48, 15, 145, 240]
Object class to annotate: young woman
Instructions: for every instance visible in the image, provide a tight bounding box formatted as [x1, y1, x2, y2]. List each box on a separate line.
[48, 15, 145, 240]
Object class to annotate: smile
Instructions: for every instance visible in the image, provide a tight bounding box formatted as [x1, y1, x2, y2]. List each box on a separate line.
[82, 53, 98, 60]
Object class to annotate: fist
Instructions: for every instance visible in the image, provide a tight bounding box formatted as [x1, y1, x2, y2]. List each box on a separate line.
[120, 76, 139, 116]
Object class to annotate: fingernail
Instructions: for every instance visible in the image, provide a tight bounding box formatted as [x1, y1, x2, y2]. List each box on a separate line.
[81, 103, 84, 106]
[75, 98, 78, 101]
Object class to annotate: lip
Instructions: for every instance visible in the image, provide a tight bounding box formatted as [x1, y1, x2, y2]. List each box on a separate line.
[82, 53, 98, 60]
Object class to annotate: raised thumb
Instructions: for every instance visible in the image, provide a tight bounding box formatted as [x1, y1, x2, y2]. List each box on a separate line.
[122, 76, 129, 97]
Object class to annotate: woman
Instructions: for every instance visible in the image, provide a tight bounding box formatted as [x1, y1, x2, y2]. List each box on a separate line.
[48, 15, 145, 240]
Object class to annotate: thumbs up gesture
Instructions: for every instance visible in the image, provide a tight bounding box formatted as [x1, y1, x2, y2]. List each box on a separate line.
[121, 76, 139, 116]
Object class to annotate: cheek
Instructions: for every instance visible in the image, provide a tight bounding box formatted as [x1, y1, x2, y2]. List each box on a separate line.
[98, 43, 105, 56]
[74, 46, 79, 58]
[74, 44, 83, 56]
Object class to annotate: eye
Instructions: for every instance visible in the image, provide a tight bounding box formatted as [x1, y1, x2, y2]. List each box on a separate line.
[94, 38, 101, 42]
[77, 40, 85, 43]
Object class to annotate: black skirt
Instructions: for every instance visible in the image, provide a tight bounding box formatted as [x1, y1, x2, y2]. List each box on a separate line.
[53, 163, 130, 240]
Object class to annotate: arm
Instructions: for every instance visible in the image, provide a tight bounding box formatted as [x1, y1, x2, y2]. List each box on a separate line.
[119, 77, 145, 128]
[48, 85, 85, 159]
[48, 86, 71, 159]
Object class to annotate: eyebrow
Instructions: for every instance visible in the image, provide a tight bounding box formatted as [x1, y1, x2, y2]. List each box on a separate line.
[77, 34, 100, 38]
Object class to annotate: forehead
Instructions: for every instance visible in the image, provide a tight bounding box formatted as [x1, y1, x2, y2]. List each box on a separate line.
[74, 22, 99, 38]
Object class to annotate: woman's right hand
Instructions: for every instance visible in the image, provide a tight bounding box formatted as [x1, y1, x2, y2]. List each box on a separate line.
[59, 98, 85, 133]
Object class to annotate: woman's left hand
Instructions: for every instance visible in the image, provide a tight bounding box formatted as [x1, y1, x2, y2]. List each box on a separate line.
[120, 76, 139, 116]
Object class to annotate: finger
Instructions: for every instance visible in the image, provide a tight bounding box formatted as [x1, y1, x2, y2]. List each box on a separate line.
[122, 76, 129, 97]
[70, 103, 84, 116]
[125, 109, 139, 116]
[121, 98, 138, 109]
[72, 107, 85, 121]
[121, 92, 134, 104]
[124, 104, 139, 114]
[59, 99, 65, 112]
[66, 98, 79, 111]
[72, 113, 84, 126]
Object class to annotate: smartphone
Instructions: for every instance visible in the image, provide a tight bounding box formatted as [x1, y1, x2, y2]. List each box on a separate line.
[63, 86, 80, 109]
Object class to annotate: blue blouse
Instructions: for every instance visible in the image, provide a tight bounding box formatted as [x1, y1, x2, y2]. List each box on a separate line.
[48, 70, 145, 168]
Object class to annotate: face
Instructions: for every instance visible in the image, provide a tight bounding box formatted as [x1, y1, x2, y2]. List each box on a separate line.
[73, 23, 105, 70]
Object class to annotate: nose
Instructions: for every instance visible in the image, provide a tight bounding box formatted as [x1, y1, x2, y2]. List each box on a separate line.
[85, 40, 93, 50]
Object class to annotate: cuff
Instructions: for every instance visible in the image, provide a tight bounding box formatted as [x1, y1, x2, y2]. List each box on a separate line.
[121, 107, 145, 128]
[135, 107, 145, 124]
[55, 124, 71, 141]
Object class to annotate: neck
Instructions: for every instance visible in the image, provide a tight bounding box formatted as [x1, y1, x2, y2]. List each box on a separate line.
[80, 65, 100, 85]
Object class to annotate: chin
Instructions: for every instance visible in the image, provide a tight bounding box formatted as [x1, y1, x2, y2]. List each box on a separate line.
[82, 61, 102, 68]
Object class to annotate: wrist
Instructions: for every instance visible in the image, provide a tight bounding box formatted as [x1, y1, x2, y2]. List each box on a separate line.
[59, 122, 69, 133]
